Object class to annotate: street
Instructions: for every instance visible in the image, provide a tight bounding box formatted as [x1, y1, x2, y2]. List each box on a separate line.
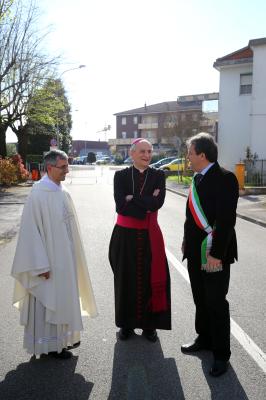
[0, 166, 265, 400]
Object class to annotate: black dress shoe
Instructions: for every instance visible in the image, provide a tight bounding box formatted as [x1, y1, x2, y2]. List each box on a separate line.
[48, 348, 72, 359]
[142, 329, 158, 342]
[209, 360, 229, 377]
[67, 341, 81, 350]
[118, 328, 134, 340]
[181, 341, 210, 354]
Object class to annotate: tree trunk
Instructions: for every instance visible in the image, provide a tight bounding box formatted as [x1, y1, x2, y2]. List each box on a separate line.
[0, 124, 8, 157]
[17, 128, 28, 165]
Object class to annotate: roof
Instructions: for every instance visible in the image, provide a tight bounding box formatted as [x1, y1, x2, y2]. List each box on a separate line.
[213, 37, 266, 70]
[114, 100, 203, 116]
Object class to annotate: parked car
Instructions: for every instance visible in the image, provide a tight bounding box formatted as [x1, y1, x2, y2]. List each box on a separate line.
[159, 158, 186, 172]
[96, 156, 112, 165]
[123, 157, 133, 165]
[72, 156, 87, 165]
[150, 156, 177, 169]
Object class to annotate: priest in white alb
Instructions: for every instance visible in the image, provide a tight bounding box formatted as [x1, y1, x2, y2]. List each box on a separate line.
[11, 150, 98, 359]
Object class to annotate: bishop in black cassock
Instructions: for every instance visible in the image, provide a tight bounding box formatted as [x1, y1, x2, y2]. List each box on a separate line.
[109, 139, 171, 342]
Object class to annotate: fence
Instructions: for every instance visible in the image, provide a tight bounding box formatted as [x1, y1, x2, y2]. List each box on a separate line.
[66, 165, 97, 184]
[244, 159, 266, 187]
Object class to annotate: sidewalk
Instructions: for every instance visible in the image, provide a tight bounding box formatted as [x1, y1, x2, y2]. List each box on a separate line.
[0, 180, 265, 246]
[166, 180, 266, 228]
[0, 183, 32, 245]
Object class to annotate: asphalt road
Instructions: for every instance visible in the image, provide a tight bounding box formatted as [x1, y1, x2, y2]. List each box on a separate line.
[0, 166, 265, 400]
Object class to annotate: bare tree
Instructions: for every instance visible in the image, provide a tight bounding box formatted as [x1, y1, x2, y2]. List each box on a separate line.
[157, 109, 204, 155]
[0, 0, 14, 21]
[0, 0, 58, 157]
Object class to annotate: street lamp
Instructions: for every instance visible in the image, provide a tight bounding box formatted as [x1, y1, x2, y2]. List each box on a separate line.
[59, 64, 86, 79]
[56, 65, 86, 148]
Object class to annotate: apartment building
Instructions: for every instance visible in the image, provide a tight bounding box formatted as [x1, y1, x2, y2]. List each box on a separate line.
[110, 93, 218, 158]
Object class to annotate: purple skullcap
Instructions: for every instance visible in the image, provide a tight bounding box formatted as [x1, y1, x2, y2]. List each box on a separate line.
[131, 138, 144, 145]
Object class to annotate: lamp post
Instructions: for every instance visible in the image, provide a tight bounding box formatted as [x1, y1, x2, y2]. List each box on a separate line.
[56, 65, 86, 149]
[59, 64, 86, 79]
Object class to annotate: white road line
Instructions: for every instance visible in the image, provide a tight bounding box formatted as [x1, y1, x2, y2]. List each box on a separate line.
[165, 247, 266, 374]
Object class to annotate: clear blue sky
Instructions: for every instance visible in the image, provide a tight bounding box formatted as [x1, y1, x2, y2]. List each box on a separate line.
[7, 0, 266, 142]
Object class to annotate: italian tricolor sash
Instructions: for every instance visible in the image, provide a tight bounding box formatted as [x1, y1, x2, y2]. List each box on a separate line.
[188, 176, 213, 267]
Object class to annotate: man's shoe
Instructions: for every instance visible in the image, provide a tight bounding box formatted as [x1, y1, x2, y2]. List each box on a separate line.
[67, 341, 81, 350]
[118, 328, 134, 340]
[142, 329, 158, 342]
[209, 360, 229, 377]
[181, 341, 210, 354]
[49, 348, 72, 359]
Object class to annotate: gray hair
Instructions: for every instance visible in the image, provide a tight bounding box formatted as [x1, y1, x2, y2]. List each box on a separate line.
[130, 139, 153, 152]
[186, 132, 218, 162]
[43, 150, 68, 172]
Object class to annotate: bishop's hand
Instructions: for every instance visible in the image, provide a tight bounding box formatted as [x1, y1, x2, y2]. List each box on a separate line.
[153, 189, 160, 197]
[38, 271, 50, 279]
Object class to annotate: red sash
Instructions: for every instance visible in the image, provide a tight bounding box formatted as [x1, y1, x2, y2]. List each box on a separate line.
[116, 212, 168, 312]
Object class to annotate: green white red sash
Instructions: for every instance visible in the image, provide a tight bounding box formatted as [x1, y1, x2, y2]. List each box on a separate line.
[188, 176, 213, 267]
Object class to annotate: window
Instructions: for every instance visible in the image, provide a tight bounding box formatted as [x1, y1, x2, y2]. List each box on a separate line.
[133, 131, 138, 138]
[122, 131, 127, 139]
[240, 73, 252, 94]
[122, 117, 127, 125]
[134, 116, 138, 124]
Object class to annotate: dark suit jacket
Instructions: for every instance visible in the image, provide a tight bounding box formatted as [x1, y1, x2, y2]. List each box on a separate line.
[183, 162, 239, 264]
[113, 166, 166, 220]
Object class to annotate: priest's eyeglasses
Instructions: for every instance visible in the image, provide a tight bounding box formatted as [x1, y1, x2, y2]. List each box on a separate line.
[52, 164, 69, 171]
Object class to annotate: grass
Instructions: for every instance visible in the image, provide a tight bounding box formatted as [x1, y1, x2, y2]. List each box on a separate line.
[167, 175, 192, 185]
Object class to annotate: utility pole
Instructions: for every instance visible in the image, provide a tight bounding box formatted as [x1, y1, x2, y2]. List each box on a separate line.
[96, 125, 111, 141]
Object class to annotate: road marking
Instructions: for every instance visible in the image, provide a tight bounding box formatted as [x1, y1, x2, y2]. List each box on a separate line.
[166, 247, 266, 374]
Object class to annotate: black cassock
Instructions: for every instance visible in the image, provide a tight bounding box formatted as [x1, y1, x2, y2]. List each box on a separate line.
[109, 166, 171, 330]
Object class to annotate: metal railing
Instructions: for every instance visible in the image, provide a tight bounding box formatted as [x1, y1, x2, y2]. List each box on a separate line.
[244, 159, 266, 187]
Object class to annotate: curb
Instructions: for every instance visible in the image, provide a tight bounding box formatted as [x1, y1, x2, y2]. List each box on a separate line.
[166, 187, 266, 229]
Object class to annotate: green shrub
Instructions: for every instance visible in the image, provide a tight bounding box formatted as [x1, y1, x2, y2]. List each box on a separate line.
[0, 157, 18, 186]
[0, 154, 29, 186]
[11, 154, 29, 182]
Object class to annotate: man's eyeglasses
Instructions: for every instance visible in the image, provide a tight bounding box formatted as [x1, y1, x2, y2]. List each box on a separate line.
[52, 164, 69, 171]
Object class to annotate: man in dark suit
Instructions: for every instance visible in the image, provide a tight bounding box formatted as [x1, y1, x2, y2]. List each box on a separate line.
[181, 132, 239, 377]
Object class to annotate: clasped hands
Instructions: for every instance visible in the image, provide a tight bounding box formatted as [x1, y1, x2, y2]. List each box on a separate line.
[205, 253, 222, 272]
[181, 244, 222, 272]
[38, 271, 50, 279]
[125, 188, 160, 202]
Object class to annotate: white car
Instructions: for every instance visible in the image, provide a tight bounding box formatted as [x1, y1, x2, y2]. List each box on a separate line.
[96, 156, 112, 165]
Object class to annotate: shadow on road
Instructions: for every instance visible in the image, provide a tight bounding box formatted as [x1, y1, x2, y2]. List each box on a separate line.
[0, 355, 93, 400]
[189, 352, 249, 400]
[108, 334, 184, 400]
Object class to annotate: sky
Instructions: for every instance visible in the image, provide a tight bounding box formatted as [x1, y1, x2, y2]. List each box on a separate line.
[7, 0, 266, 143]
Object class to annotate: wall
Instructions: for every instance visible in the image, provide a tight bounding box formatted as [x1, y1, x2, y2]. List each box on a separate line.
[250, 44, 266, 159]
[218, 64, 252, 171]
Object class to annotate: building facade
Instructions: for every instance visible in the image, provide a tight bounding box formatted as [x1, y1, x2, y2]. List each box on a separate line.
[214, 37, 266, 171]
[111, 94, 218, 158]
[70, 140, 109, 158]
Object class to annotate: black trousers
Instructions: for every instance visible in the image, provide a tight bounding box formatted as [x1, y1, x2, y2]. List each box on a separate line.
[187, 256, 231, 361]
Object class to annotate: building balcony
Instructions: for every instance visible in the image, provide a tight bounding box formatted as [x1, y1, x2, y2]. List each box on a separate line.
[109, 138, 133, 145]
[109, 137, 158, 146]
[160, 136, 180, 145]
[138, 123, 158, 130]
[200, 119, 216, 127]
